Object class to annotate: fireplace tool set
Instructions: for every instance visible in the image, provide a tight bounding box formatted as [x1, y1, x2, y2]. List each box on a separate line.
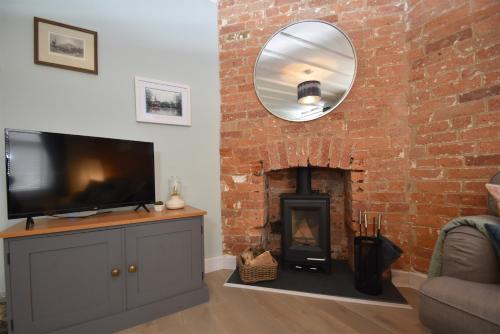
[354, 211, 383, 295]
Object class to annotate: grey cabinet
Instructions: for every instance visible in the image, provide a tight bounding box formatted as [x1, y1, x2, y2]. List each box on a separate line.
[8, 229, 124, 334]
[126, 218, 202, 309]
[4, 217, 208, 334]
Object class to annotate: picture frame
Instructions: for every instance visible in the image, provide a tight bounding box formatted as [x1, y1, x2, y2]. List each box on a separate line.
[135, 77, 191, 126]
[34, 17, 98, 74]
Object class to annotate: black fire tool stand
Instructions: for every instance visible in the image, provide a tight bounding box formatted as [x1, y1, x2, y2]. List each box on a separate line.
[354, 236, 382, 295]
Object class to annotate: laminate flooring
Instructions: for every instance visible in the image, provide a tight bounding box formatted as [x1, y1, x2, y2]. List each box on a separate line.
[117, 270, 429, 334]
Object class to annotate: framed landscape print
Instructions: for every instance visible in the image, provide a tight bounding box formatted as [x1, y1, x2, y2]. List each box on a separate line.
[34, 17, 98, 74]
[135, 77, 191, 126]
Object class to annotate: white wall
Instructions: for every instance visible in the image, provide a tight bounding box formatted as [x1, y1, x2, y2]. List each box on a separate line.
[0, 0, 221, 294]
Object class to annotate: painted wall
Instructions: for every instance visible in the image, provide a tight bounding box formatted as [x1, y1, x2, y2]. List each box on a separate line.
[0, 0, 221, 294]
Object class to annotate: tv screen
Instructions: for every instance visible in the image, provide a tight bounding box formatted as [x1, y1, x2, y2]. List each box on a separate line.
[5, 129, 155, 219]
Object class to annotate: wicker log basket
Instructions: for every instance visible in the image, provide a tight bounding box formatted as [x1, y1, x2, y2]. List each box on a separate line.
[237, 253, 278, 284]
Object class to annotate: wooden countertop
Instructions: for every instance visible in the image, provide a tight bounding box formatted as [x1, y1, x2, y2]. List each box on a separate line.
[0, 205, 206, 239]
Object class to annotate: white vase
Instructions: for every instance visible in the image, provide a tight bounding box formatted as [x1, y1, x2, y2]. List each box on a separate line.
[154, 204, 164, 212]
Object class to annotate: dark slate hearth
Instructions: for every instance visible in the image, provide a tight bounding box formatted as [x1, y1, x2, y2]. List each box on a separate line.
[226, 260, 408, 306]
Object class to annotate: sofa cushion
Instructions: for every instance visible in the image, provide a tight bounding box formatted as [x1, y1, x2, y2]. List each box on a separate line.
[420, 276, 500, 327]
[420, 294, 500, 334]
[442, 226, 500, 283]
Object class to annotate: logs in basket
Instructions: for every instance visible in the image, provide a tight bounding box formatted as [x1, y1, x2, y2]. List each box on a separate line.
[237, 251, 278, 283]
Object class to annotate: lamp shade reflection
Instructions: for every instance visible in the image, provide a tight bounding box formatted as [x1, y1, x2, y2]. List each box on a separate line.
[297, 80, 321, 104]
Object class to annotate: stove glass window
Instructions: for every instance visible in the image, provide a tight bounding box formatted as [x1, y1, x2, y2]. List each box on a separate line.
[291, 208, 320, 247]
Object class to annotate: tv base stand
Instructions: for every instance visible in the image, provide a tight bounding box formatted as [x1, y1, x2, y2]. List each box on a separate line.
[134, 204, 150, 212]
[25, 217, 34, 230]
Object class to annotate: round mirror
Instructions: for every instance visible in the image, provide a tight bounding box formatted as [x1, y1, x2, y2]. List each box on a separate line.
[254, 20, 357, 122]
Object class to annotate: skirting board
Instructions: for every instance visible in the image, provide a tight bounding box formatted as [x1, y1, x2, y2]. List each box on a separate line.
[205, 255, 427, 291]
[205, 255, 237, 273]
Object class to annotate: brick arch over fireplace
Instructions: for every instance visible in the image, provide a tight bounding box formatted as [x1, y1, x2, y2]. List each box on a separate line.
[219, 0, 499, 272]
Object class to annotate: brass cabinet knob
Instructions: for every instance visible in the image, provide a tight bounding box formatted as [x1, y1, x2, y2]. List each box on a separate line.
[128, 264, 137, 273]
[111, 268, 121, 277]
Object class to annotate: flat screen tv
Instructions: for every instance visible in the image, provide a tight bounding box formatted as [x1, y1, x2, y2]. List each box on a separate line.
[5, 129, 155, 224]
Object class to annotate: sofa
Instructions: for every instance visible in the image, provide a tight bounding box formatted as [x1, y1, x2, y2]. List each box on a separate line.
[419, 225, 500, 333]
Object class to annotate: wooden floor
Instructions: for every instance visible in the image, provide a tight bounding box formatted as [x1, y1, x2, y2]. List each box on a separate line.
[117, 270, 429, 334]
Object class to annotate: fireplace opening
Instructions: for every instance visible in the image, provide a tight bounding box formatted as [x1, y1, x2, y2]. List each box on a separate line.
[264, 166, 352, 271]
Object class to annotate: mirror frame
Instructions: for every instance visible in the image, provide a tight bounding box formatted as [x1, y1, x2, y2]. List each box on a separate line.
[253, 20, 358, 122]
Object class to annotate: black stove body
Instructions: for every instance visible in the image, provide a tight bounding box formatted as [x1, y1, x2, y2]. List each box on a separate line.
[280, 167, 331, 273]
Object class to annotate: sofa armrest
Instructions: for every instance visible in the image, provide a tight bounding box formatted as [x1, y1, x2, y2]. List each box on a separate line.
[442, 226, 499, 283]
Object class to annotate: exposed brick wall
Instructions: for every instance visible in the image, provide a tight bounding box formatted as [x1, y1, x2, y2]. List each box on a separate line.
[219, 0, 499, 272]
[407, 0, 500, 271]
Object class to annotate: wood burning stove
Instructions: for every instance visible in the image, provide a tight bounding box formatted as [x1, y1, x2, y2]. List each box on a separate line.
[280, 167, 331, 273]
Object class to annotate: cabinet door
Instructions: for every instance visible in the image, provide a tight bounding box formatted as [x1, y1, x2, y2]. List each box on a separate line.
[8, 229, 124, 334]
[125, 218, 203, 309]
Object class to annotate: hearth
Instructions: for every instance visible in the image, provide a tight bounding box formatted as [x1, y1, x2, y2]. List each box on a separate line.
[281, 167, 331, 273]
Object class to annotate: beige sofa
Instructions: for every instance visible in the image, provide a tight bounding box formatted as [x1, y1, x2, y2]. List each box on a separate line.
[419, 226, 500, 333]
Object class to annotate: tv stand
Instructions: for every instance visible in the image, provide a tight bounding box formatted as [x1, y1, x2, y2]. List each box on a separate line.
[0, 207, 208, 334]
[25, 217, 34, 230]
[134, 204, 150, 212]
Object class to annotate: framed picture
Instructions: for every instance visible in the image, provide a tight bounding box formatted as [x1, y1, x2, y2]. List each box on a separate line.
[34, 17, 98, 74]
[135, 77, 191, 126]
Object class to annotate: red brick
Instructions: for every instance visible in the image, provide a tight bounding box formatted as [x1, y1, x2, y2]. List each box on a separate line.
[410, 169, 443, 179]
[460, 207, 488, 216]
[422, 4, 470, 33]
[416, 157, 463, 168]
[465, 154, 500, 166]
[411, 193, 446, 205]
[476, 43, 500, 60]
[219, 0, 498, 273]
[460, 126, 500, 141]
[460, 206, 487, 216]
[474, 11, 500, 37]
[459, 84, 500, 103]
[433, 100, 485, 121]
[451, 116, 472, 129]
[220, 23, 245, 35]
[479, 140, 500, 153]
[425, 28, 472, 54]
[387, 203, 410, 212]
[416, 181, 461, 193]
[415, 132, 456, 145]
[417, 204, 460, 216]
[427, 143, 475, 156]
[416, 121, 449, 135]
[446, 194, 487, 207]
[448, 167, 499, 180]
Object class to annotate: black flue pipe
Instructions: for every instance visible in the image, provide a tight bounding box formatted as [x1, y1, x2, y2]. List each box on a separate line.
[296, 167, 312, 195]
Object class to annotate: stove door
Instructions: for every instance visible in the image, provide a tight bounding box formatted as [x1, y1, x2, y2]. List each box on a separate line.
[281, 198, 330, 265]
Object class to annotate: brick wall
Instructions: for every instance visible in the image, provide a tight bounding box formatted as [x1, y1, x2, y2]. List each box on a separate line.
[219, 0, 499, 272]
[407, 0, 500, 271]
